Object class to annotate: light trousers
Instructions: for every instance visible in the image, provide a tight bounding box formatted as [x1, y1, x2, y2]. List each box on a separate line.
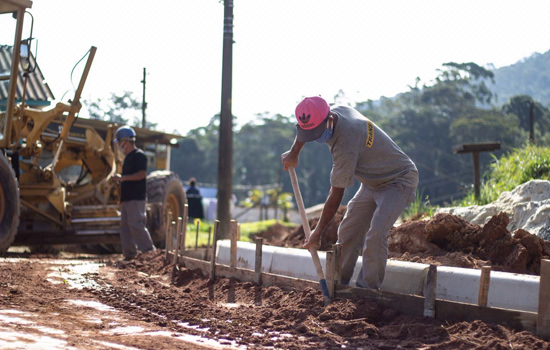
[338, 182, 416, 289]
[120, 200, 155, 258]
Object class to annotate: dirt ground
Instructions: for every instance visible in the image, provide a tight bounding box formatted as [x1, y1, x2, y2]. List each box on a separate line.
[2, 211, 550, 349]
[1, 249, 548, 350]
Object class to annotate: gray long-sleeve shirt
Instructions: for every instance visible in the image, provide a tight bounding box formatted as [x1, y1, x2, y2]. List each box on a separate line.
[327, 105, 418, 189]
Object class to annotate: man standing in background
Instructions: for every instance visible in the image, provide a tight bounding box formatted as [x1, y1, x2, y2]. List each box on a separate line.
[186, 177, 205, 221]
[113, 126, 156, 261]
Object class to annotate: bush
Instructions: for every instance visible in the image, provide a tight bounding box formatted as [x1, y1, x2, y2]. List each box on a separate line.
[459, 144, 550, 206]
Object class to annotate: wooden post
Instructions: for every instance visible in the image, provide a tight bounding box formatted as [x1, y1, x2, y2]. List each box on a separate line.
[195, 219, 200, 250]
[164, 211, 172, 260]
[180, 205, 188, 253]
[472, 151, 480, 201]
[423, 264, 437, 318]
[326, 251, 335, 299]
[530, 101, 535, 144]
[172, 221, 180, 265]
[255, 237, 263, 286]
[452, 142, 500, 202]
[209, 220, 219, 281]
[206, 226, 212, 261]
[229, 220, 239, 268]
[478, 266, 491, 307]
[537, 259, 550, 339]
[333, 243, 342, 286]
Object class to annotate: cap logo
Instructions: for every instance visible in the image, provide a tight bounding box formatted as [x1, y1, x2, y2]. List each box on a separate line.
[298, 113, 311, 125]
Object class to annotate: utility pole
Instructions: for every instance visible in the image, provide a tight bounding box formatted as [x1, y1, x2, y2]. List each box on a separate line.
[141, 67, 147, 129]
[217, 0, 234, 239]
[529, 101, 535, 144]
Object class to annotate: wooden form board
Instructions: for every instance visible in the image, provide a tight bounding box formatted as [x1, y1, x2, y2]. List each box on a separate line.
[169, 252, 537, 334]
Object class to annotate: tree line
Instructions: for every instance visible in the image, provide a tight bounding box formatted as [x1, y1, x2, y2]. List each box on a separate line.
[170, 62, 550, 208]
[85, 60, 550, 209]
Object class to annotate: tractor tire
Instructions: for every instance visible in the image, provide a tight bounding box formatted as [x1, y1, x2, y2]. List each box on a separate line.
[147, 171, 186, 246]
[0, 153, 20, 254]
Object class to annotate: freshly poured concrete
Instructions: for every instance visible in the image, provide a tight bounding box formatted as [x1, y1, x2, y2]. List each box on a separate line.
[216, 240, 540, 313]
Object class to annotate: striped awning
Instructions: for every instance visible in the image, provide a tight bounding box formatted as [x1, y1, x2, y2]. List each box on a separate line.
[0, 44, 55, 108]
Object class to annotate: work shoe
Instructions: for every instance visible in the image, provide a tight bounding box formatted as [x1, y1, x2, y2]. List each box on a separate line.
[122, 255, 136, 261]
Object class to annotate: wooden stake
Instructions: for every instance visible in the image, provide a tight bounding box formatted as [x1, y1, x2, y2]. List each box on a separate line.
[478, 266, 491, 307]
[326, 251, 335, 299]
[537, 259, 550, 340]
[206, 226, 212, 261]
[164, 210, 172, 260]
[209, 220, 219, 281]
[195, 219, 200, 250]
[255, 237, 263, 286]
[181, 205, 188, 253]
[333, 243, 342, 286]
[423, 264, 437, 318]
[230, 220, 239, 268]
[172, 221, 180, 265]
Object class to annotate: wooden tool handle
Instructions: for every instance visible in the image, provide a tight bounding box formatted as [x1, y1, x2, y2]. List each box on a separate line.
[289, 167, 325, 279]
[289, 167, 312, 241]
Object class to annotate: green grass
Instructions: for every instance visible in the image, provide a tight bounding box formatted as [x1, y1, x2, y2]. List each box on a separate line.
[184, 220, 215, 249]
[402, 189, 438, 220]
[238, 219, 297, 242]
[182, 219, 298, 248]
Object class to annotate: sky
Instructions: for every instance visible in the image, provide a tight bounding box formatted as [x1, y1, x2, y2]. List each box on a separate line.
[1, 0, 550, 135]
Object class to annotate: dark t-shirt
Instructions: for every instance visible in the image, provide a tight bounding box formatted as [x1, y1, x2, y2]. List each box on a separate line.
[121, 148, 147, 202]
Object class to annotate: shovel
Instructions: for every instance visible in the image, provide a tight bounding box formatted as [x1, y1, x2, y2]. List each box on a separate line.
[289, 166, 332, 306]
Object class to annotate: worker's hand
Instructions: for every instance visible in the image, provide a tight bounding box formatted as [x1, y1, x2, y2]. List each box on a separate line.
[281, 150, 299, 171]
[303, 228, 321, 250]
[112, 174, 122, 183]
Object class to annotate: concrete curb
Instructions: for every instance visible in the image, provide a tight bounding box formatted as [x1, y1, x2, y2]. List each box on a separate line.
[216, 240, 540, 313]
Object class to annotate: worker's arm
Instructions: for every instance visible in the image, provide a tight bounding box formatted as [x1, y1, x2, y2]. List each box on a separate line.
[113, 170, 147, 183]
[281, 137, 305, 170]
[303, 186, 346, 249]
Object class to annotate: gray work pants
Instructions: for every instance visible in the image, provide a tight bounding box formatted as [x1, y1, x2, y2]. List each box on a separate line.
[120, 200, 155, 258]
[338, 182, 416, 289]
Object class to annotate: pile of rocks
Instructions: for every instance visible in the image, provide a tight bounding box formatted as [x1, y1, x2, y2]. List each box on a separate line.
[437, 180, 550, 239]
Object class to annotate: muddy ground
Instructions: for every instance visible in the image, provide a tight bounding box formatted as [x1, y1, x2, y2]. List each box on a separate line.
[1, 249, 548, 350]
[1, 211, 550, 349]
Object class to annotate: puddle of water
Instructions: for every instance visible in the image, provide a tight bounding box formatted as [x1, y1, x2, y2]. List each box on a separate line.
[92, 340, 143, 350]
[105, 326, 145, 336]
[65, 299, 116, 312]
[0, 310, 31, 315]
[177, 321, 209, 333]
[0, 313, 33, 325]
[145, 330, 246, 349]
[0, 326, 77, 350]
[218, 302, 240, 308]
[46, 261, 104, 289]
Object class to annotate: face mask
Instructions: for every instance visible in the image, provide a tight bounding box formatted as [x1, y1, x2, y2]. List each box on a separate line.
[117, 140, 126, 152]
[315, 118, 334, 143]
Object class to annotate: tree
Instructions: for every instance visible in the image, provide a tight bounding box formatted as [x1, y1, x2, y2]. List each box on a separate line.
[501, 95, 550, 138]
[83, 91, 146, 127]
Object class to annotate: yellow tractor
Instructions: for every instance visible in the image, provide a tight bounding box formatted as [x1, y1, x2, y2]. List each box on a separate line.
[0, 0, 186, 252]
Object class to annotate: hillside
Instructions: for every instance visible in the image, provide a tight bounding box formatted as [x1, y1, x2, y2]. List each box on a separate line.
[492, 49, 550, 107]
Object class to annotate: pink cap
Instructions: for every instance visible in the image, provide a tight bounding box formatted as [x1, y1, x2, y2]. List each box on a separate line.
[295, 96, 331, 142]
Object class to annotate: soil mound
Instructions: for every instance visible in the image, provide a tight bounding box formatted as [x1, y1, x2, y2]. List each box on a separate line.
[258, 210, 550, 275]
[390, 212, 550, 274]
[437, 180, 550, 239]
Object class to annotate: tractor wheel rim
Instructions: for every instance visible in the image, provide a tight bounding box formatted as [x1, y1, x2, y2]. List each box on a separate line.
[0, 182, 5, 224]
[166, 193, 181, 224]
